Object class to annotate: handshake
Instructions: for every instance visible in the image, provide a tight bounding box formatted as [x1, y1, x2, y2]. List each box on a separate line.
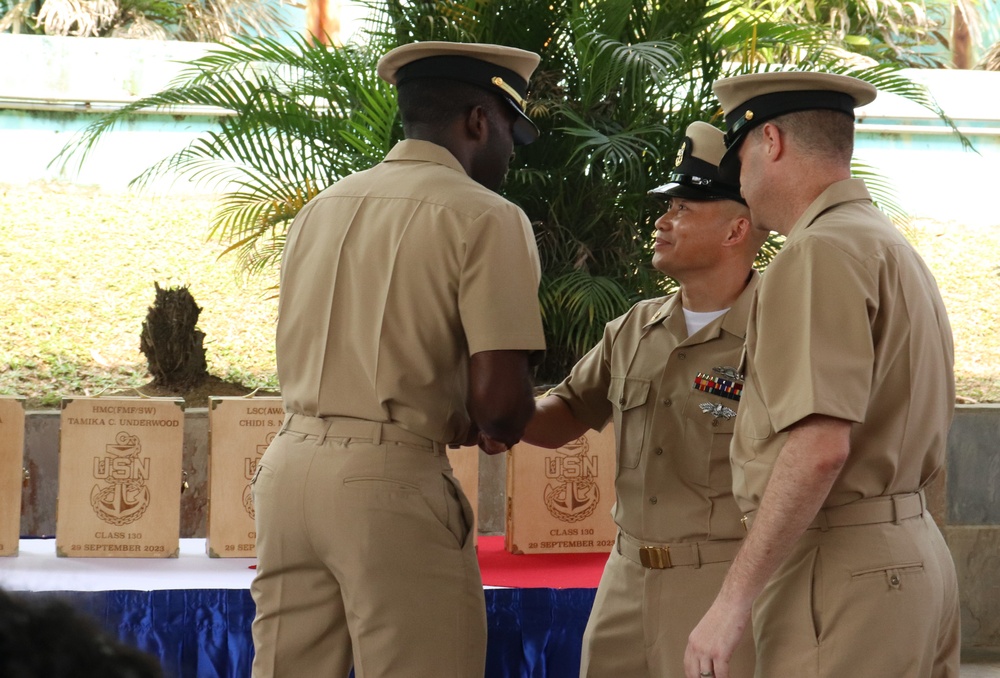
[448, 428, 514, 456]
[476, 434, 510, 455]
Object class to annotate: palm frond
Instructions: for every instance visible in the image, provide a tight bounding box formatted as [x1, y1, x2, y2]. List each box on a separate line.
[540, 270, 632, 358]
[851, 158, 912, 230]
[0, 0, 36, 33]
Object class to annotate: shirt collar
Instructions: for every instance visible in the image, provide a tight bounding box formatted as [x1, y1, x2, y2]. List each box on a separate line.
[384, 139, 467, 176]
[643, 294, 683, 330]
[718, 269, 759, 340]
[786, 178, 873, 241]
[639, 269, 759, 339]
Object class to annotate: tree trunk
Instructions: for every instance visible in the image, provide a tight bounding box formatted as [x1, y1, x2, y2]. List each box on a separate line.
[952, 5, 972, 69]
[139, 283, 208, 390]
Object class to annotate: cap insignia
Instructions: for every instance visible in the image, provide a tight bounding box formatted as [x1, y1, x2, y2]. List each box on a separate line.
[744, 110, 754, 121]
[674, 141, 686, 167]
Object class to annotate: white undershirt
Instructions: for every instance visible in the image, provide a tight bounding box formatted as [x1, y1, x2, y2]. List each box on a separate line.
[683, 307, 729, 337]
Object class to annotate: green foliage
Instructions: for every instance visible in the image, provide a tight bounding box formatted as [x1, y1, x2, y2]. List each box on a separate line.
[0, 0, 290, 40]
[56, 0, 973, 383]
[751, 0, 955, 67]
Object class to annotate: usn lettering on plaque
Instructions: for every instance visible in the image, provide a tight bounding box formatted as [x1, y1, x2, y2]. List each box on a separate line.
[445, 445, 480, 547]
[56, 397, 184, 558]
[505, 424, 617, 554]
[0, 396, 26, 557]
[206, 396, 284, 558]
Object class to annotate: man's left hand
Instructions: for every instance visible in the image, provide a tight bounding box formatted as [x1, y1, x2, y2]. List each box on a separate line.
[683, 599, 750, 678]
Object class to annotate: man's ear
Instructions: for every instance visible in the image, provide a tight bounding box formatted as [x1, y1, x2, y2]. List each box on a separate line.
[760, 121, 784, 160]
[465, 104, 490, 142]
[723, 214, 752, 246]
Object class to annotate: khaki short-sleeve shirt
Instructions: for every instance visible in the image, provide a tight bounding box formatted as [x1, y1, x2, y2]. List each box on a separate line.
[732, 179, 955, 512]
[551, 272, 759, 543]
[276, 140, 546, 444]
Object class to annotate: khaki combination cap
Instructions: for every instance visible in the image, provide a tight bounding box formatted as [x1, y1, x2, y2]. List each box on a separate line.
[378, 41, 542, 145]
[712, 71, 878, 181]
[649, 121, 744, 204]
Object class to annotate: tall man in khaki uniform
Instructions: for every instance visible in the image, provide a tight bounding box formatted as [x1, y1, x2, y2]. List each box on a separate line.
[522, 122, 765, 678]
[684, 72, 960, 678]
[250, 42, 547, 678]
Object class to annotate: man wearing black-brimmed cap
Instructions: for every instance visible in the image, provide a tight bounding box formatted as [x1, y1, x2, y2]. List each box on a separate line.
[250, 42, 547, 678]
[684, 71, 960, 678]
[522, 122, 765, 678]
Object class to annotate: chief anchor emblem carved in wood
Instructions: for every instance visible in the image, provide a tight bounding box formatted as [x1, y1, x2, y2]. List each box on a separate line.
[91, 431, 151, 526]
[243, 431, 276, 520]
[543, 436, 601, 523]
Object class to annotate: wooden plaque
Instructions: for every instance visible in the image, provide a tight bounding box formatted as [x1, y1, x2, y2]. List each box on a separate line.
[505, 424, 617, 554]
[446, 445, 480, 547]
[206, 397, 284, 558]
[56, 397, 184, 558]
[0, 397, 26, 557]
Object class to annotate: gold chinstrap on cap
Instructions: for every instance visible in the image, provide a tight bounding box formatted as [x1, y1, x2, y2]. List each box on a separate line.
[491, 76, 527, 110]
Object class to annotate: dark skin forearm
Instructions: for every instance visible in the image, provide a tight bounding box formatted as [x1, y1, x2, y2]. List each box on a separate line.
[467, 349, 536, 448]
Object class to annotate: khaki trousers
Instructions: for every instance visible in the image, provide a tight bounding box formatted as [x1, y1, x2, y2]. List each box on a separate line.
[249, 417, 485, 678]
[753, 511, 960, 677]
[580, 535, 755, 678]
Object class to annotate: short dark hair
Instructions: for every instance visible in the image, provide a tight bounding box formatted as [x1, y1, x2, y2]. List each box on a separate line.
[0, 589, 164, 678]
[767, 109, 855, 164]
[397, 78, 506, 138]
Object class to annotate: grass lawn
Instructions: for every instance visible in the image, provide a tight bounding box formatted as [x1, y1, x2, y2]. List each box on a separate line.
[1, 182, 279, 408]
[1, 181, 998, 408]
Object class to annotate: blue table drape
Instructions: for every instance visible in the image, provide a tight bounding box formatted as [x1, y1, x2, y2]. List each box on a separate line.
[46, 587, 598, 678]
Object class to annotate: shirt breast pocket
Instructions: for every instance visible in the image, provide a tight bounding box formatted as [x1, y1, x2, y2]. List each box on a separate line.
[682, 394, 738, 487]
[608, 376, 650, 470]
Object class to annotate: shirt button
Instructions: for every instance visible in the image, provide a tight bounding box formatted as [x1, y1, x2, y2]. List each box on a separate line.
[889, 575, 900, 586]
[649, 496, 658, 504]
[678, 353, 686, 360]
[619, 397, 626, 406]
[655, 448, 663, 456]
[662, 399, 672, 407]
[712, 419, 720, 428]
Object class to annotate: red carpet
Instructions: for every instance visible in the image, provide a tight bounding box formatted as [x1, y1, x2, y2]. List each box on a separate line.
[476, 535, 608, 589]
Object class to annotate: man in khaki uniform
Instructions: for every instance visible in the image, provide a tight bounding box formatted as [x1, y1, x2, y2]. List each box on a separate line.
[684, 72, 959, 678]
[522, 122, 765, 678]
[250, 42, 547, 678]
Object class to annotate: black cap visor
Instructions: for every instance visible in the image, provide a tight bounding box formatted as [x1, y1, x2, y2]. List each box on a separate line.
[718, 144, 742, 184]
[649, 171, 745, 204]
[510, 105, 539, 145]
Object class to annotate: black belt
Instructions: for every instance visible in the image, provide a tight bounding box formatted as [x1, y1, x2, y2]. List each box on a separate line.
[741, 490, 926, 532]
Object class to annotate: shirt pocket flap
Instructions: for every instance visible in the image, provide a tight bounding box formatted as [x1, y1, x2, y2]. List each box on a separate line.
[608, 376, 650, 412]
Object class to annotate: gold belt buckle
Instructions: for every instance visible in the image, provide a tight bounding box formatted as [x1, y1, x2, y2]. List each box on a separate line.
[639, 546, 672, 569]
